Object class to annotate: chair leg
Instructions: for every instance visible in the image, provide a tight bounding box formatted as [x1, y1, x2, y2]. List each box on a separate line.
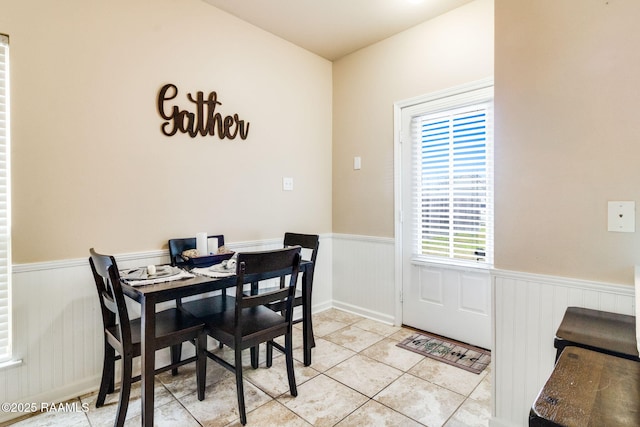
[196, 333, 206, 401]
[285, 333, 297, 397]
[97, 342, 116, 407]
[115, 353, 133, 427]
[170, 343, 182, 376]
[235, 348, 247, 425]
[250, 346, 259, 369]
[308, 316, 316, 349]
[266, 341, 273, 368]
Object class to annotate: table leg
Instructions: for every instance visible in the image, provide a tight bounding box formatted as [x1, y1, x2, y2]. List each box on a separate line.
[140, 297, 156, 427]
[302, 265, 315, 366]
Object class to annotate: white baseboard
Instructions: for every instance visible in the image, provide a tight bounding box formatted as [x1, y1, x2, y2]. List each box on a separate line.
[332, 301, 395, 325]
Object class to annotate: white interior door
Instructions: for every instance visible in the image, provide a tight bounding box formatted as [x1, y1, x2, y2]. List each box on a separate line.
[396, 82, 493, 349]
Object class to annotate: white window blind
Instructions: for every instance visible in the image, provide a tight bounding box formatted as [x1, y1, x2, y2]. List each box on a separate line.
[0, 34, 11, 362]
[410, 92, 493, 266]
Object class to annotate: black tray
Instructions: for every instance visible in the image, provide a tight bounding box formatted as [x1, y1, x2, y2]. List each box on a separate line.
[187, 252, 234, 268]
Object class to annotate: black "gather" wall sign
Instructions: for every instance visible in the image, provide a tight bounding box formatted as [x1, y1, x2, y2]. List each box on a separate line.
[157, 83, 250, 140]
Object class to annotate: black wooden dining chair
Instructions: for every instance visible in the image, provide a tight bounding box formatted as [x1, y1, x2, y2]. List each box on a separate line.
[201, 246, 302, 425]
[248, 232, 319, 365]
[267, 233, 319, 320]
[169, 234, 235, 351]
[89, 248, 206, 427]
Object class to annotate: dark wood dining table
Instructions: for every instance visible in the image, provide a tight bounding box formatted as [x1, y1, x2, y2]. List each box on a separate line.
[120, 260, 315, 427]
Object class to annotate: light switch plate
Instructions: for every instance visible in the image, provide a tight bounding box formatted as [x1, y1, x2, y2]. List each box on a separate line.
[282, 177, 293, 191]
[354, 156, 362, 170]
[608, 201, 635, 232]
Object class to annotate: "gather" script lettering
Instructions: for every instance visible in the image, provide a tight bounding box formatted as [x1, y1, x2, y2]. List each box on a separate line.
[157, 84, 250, 140]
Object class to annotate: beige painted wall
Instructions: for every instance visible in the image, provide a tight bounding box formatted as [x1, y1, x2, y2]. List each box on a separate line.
[332, 0, 494, 237]
[495, 0, 640, 284]
[1, 0, 332, 263]
[9, 0, 635, 285]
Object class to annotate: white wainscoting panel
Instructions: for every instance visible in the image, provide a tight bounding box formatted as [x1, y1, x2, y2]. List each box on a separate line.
[0, 236, 332, 424]
[491, 269, 635, 427]
[332, 234, 396, 324]
[6, 234, 634, 427]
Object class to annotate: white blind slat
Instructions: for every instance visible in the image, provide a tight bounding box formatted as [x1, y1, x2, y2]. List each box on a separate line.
[412, 95, 493, 265]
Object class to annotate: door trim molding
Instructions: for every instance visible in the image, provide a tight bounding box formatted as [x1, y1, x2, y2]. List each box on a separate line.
[393, 77, 495, 331]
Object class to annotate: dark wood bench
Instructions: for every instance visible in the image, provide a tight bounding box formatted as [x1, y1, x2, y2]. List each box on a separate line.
[554, 306, 638, 362]
[530, 346, 640, 426]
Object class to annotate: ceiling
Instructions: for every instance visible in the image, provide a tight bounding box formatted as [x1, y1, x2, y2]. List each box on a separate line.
[201, 0, 474, 61]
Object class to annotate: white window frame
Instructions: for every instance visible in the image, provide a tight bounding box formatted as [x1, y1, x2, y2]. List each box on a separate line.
[0, 33, 12, 363]
[396, 79, 494, 268]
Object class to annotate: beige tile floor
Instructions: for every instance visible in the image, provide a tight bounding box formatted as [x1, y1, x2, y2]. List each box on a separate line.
[6, 309, 491, 427]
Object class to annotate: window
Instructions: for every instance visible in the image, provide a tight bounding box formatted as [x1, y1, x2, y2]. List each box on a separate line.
[406, 82, 493, 266]
[0, 34, 11, 362]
